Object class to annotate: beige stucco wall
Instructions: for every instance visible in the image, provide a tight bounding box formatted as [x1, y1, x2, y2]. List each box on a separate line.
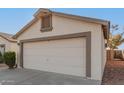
[17, 15, 106, 81]
[0, 37, 11, 52]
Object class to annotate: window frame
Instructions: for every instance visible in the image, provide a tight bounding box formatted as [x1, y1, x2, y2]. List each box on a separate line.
[40, 14, 53, 32]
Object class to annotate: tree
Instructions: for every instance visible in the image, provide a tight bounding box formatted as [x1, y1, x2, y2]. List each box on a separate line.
[108, 25, 124, 60]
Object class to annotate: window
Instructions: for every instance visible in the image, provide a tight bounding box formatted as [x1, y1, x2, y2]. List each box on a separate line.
[41, 15, 52, 31]
[0, 44, 5, 55]
[42, 15, 50, 28]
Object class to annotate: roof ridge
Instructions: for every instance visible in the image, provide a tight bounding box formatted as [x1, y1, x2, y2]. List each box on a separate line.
[0, 32, 13, 35]
[13, 8, 110, 39]
[0, 32, 17, 42]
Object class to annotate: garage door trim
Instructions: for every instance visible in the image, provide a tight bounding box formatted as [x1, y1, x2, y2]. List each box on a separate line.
[19, 32, 91, 77]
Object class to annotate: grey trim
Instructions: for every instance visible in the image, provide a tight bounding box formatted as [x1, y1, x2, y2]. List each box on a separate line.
[40, 27, 53, 32]
[86, 33, 91, 77]
[53, 11, 109, 26]
[34, 9, 109, 25]
[20, 43, 23, 68]
[20, 32, 91, 78]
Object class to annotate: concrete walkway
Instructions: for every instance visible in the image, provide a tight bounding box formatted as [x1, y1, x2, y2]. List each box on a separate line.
[0, 68, 100, 85]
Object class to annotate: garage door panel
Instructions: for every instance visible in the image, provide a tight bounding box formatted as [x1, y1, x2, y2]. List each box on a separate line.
[24, 38, 85, 48]
[24, 44, 84, 49]
[24, 56, 85, 67]
[25, 64, 85, 76]
[23, 37, 86, 77]
[24, 48, 85, 57]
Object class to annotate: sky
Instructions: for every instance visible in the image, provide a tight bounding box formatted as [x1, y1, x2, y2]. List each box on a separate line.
[0, 8, 124, 49]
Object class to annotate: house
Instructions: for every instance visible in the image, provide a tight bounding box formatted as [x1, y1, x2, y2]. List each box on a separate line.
[0, 32, 17, 64]
[0, 32, 17, 54]
[13, 9, 110, 84]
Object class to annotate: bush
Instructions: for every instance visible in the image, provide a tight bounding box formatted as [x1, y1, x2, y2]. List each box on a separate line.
[3, 51, 16, 69]
[0, 52, 3, 63]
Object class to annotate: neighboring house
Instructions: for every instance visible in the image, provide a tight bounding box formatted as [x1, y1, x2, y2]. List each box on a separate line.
[13, 9, 110, 84]
[0, 32, 17, 63]
[0, 32, 17, 54]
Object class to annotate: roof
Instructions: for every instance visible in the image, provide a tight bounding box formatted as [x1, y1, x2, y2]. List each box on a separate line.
[0, 32, 17, 42]
[13, 8, 110, 39]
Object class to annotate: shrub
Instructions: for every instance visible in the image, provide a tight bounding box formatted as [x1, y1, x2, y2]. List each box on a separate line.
[3, 51, 16, 69]
[0, 52, 3, 63]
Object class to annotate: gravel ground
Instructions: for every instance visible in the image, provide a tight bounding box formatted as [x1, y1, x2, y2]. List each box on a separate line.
[102, 61, 124, 85]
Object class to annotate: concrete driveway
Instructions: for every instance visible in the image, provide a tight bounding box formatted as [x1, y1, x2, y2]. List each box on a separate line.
[0, 68, 100, 85]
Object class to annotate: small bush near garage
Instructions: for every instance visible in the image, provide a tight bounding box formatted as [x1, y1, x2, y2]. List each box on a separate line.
[3, 51, 16, 69]
[0, 52, 3, 63]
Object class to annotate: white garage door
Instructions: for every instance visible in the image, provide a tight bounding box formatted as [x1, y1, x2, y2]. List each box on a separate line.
[23, 37, 86, 77]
